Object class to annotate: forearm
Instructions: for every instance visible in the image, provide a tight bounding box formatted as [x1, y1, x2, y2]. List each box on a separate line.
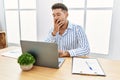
[68, 47, 90, 57]
[59, 50, 70, 57]
[45, 32, 57, 42]
[58, 45, 90, 57]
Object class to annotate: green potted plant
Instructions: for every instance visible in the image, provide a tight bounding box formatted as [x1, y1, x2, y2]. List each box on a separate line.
[18, 52, 35, 71]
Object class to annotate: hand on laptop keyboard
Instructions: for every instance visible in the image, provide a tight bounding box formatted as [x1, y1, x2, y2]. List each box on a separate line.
[58, 50, 70, 57]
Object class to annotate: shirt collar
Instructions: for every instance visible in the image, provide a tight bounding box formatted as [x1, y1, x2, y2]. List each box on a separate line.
[67, 21, 73, 30]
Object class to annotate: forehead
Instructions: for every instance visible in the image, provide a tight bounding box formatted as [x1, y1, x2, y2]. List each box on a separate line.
[52, 8, 64, 14]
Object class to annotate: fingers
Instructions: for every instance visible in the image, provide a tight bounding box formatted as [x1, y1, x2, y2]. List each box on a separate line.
[53, 20, 63, 32]
[58, 50, 64, 57]
[58, 21, 63, 28]
[53, 19, 63, 36]
[55, 19, 63, 28]
[54, 19, 60, 24]
[58, 50, 70, 57]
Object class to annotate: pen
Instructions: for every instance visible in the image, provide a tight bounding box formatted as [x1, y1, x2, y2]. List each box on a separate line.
[85, 61, 93, 70]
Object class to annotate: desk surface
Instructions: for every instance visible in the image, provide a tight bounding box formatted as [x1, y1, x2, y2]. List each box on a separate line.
[0, 47, 120, 80]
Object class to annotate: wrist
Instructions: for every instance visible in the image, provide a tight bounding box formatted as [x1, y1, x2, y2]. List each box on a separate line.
[63, 51, 70, 57]
[52, 31, 57, 36]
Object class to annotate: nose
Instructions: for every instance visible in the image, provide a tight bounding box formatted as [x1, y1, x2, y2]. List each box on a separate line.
[54, 16, 58, 20]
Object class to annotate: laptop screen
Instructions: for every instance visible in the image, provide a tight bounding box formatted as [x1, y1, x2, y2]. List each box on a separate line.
[20, 40, 64, 68]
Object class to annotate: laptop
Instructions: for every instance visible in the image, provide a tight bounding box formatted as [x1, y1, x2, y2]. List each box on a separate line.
[20, 40, 65, 69]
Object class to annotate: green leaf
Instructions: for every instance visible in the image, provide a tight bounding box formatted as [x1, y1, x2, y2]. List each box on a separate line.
[18, 52, 35, 65]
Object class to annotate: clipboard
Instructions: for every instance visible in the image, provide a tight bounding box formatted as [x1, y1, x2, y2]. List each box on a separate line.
[72, 57, 106, 76]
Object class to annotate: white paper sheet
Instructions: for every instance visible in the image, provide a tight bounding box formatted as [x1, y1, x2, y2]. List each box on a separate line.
[1, 49, 22, 58]
[72, 57, 106, 76]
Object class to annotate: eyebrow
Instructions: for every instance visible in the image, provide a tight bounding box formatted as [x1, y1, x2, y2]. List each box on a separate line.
[52, 13, 61, 15]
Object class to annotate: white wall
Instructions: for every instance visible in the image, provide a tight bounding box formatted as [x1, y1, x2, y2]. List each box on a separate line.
[0, 0, 6, 31]
[36, 0, 62, 41]
[109, 0, 120, 59]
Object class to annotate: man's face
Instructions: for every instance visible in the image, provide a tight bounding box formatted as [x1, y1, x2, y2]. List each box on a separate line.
[52, 8, 68, 27]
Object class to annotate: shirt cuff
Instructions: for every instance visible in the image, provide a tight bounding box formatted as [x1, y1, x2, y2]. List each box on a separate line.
[67, 50, 76, 57]
[68, 49, 89, 57]
[48, 32, 57, 41]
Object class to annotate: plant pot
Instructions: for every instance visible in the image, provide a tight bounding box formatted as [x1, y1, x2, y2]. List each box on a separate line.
[20, 64, 33, 71]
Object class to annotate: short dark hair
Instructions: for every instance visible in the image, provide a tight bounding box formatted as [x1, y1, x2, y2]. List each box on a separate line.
[51, 3, 68, 11]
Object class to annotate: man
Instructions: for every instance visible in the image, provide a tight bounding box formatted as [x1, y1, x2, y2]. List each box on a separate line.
[45, 3, 90, 57]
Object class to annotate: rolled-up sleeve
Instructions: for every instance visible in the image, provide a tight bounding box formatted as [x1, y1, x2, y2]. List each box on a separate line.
[45, 28, 58, 43]
[68, 26, 90, 57]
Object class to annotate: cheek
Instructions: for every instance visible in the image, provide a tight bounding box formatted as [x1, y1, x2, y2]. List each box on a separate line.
[60, 16, 65, 21]
[53, 17, 58, 20]
[62, 15, 67, 20]
[61, 17, 66, 22]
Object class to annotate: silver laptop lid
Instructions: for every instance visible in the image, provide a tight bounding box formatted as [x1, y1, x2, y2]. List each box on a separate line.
[20, 40, 59, 68]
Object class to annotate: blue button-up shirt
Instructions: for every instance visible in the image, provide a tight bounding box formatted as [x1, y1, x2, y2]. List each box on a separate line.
[45, 21, 90, 57]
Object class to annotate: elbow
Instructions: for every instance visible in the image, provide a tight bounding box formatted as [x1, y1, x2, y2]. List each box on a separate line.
[80, 46, 90, 56]
[84, 46, 90, 55]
